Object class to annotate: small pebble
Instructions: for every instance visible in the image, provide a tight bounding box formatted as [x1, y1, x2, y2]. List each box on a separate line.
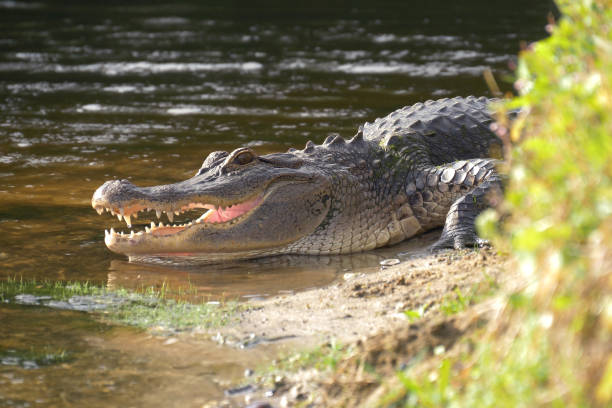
[380, 258, 401, 267]
[245, 402, 273, 408]
[224, 384, 255, 396]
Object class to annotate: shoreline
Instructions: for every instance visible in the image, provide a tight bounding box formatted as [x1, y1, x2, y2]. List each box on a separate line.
[205, 246, 517, 407]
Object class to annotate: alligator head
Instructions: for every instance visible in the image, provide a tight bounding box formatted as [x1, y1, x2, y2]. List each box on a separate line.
[92, 146, 335, 262]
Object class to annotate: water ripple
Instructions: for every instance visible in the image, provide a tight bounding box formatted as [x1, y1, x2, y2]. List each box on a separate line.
[0, 61, 264, 75]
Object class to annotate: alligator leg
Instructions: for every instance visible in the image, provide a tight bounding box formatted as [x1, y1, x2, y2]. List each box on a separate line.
[427, 158, 502, 250]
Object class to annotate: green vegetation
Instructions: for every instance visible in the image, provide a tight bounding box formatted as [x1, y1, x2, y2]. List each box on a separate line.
[0, 277, 109, 301]
[0, 277, 242, 331]
[265, 340, 350, 374]
[110, 297, 241, 330]
[254, 340, 352, 393]
[439, 288, 470, 316]
[0, 276, 199, 302]
[384, 0, 612, 406]
[439, 275, 500, 317]
[0, 346, 72, 368]
[380, 315, 556, 408]
[403, 306, 426, 321]
[403, 273, 499, 320]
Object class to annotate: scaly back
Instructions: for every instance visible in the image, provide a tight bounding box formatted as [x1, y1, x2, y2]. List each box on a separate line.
[360, 96, 502, 166]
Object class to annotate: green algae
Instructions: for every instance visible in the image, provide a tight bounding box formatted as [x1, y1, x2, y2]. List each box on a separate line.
[0, 277, 243, 331]
[0, 346, 72, 369]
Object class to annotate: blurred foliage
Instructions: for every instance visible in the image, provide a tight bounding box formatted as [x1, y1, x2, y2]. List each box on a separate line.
[384, 0, 612, 406]
[491, 0, 612, 404]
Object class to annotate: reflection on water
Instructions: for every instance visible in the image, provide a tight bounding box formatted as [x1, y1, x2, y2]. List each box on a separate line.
[107, 231, 440, 300]
[0, 0, 555, 405]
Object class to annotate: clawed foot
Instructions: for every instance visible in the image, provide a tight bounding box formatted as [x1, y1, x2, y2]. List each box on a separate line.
[430, 233, 490, 252]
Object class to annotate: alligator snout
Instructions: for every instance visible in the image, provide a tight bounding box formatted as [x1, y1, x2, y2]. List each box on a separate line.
[92, 179, 139, 209]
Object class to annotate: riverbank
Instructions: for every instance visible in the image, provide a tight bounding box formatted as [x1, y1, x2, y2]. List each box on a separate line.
[204, 246, 518, 407]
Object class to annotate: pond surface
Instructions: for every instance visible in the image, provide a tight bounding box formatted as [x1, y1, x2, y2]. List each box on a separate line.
[0, 0, 554, 406]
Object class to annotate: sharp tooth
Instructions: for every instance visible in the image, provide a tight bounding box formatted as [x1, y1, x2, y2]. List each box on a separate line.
[159, 222, 164, 227]
[198, 209, 214, 222]
[110, 209, 115, 216]
[167, 212, 174, 223]
[156, 209, 161, 219]
[150, 221, 156, 229]
[104, 229, 109, 237]
[96, 207, 103, 215]
[133, 212, 138, 219]
[130, 231, 134, 238]
[120, 207, 125, 217]
[110, 227, 115, 235]
[174, 210, 180, 215]
[125, 215, 132, 228]
[145, 226, 151, 233]
[120, 231, 124, 236]
[117, 213, 123, 221]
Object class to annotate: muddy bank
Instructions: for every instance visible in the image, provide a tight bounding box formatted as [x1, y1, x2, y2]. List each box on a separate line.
[199, 247, 518, 407]
[217, 248, 510, 346]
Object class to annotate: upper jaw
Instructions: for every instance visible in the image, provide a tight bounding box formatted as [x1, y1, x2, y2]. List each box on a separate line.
[91, 165, 316, 227]
[91, 177, 267, 228]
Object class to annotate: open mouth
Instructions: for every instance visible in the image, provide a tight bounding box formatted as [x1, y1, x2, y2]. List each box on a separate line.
[92, 193, 264, 244]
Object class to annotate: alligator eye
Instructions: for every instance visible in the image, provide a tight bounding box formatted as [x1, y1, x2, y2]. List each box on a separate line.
[233, 151, 255, 165]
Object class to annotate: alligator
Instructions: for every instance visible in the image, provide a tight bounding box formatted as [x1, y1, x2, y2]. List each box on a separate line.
[92, 96, 504, 263]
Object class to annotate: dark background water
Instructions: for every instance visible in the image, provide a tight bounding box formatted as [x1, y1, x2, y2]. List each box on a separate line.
[0, 1, 558, 406]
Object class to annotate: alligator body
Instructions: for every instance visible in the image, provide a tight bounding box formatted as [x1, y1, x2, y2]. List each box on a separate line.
[92, 96, 503, 263]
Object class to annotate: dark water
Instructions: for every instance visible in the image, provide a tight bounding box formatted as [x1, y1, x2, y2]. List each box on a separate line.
[0, 0, 554, 406]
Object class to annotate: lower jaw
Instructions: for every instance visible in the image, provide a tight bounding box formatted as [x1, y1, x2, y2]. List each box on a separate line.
[124, 248, 286, 264]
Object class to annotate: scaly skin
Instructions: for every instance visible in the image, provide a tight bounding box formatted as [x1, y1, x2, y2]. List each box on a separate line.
[92, 96, 504, 262]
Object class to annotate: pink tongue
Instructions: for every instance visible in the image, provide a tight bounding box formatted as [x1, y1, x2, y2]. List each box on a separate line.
[205, 196, 262, 223]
